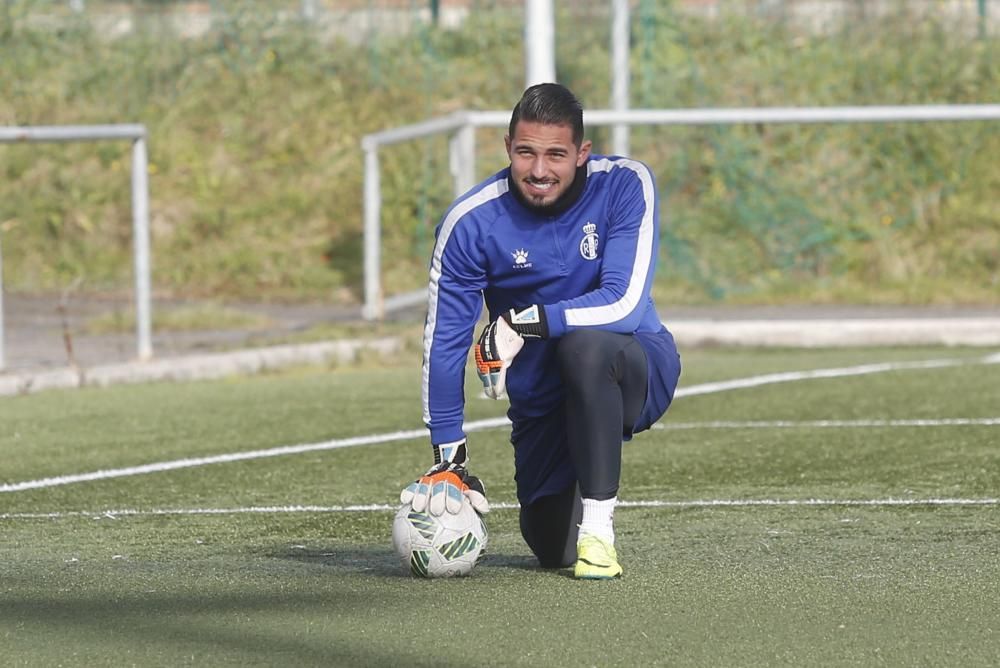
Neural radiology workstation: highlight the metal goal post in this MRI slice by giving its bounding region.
[361,104,1000,321]
[0,124,153,370]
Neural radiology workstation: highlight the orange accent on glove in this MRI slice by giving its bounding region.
[421,470,467,491]
[475,346,504,375]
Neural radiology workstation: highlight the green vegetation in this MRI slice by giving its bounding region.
[2,346,999,665]
[0,1,997,305]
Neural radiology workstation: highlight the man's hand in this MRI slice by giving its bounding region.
[474,316,525,399]
[400,461,489,516]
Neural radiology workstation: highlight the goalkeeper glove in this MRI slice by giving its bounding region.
[399,439,489,516]
[474,306,547,399]
[500,304,549,339]
[474,316,525,400]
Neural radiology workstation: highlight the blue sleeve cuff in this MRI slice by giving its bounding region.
[543,303,565,338]
[430,425,467,447]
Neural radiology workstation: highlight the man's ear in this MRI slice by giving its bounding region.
[504,134,512,158]
[576,139,592,166]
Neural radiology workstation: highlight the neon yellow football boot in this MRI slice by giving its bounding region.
[574,534,623,579]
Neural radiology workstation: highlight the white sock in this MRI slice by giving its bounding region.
[579,496,617,545]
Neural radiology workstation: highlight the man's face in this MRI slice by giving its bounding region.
[505,121,592,208]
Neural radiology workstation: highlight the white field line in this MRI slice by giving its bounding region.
[672,356,972,397]
[2,352,998,494]
[654,418,1000,430]
[1,496,998,521]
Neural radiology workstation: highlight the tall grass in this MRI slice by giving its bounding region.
[0,2,996,305]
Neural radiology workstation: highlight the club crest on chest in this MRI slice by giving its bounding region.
[580,222,599,260]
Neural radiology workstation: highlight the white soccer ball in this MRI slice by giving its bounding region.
[391,499,488,578]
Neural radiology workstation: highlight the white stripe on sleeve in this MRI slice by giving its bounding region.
[422,179,508,425]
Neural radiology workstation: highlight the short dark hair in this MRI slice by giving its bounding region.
[508,83,585,146]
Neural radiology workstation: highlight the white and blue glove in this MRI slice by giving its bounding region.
[474,305,548,400]
[400,439,489,516]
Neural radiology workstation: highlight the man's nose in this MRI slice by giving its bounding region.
[530,157,549,178]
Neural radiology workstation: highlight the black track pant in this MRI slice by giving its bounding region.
[519,329,648,568]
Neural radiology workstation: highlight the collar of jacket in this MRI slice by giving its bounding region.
[507,163,588,217]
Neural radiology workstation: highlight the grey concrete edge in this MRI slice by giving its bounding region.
[0,336,404,397]
[670,317,1000,348]
[3,318,999,398]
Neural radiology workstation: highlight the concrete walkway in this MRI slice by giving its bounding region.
[0,293,401,396]
[1,293,997,396]
[666,304,1000,348]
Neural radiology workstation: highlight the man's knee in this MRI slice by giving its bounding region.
[555,329,619,386]
[519,486,581,568]
[526,535,576,569]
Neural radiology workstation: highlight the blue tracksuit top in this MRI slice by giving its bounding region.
[422,154,679,446]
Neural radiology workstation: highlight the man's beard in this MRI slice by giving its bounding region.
[521,181,559,206]
[511,164,588,216]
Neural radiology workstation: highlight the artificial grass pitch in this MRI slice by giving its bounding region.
[1,346,998,666]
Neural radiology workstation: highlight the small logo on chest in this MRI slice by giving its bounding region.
[579,222,599,260]
[511,248,532,269]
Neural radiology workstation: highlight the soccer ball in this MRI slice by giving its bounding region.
[391,500,488,578]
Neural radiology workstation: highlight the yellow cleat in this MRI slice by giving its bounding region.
[574,535,623,580]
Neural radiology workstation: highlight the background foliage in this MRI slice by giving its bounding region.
[1,0,997,305]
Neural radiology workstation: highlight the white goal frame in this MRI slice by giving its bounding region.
[361,104,1000,321]
[0,124,153,370]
